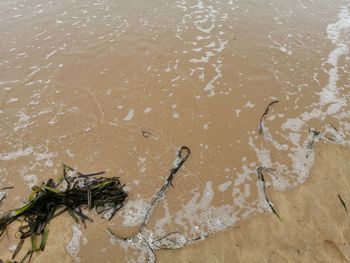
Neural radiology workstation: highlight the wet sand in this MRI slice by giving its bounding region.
[1,143,349,262]
[1,0,350,262]
[158,143,350,263]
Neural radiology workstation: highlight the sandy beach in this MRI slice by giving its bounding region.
[1,0,350,262]
[1,143,349,262]
[158,143,350,263]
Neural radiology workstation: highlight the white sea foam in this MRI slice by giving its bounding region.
[319,7,350,115]
[248,6,350,195]
[154,200,171,236]
[66,225,82,262]
[124,109,135,121]
[138,156,147,174]
[218,181,232,192]
[205,205,237,232]
[0,147,33,161]
[143,107,152,113]
[23,174,38,189]
[14,111,32,132]
[174,181,214,234]
[121,199,149,227]
[6,97,18,103]
[175,0,229,96]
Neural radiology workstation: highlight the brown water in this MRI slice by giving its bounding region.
[1,0,350,262]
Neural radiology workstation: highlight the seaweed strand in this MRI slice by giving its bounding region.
[108,146,191,263]
[258,100,279,135]
[338,194,348,214]
[257,167,282,221]
[141,146,190,230]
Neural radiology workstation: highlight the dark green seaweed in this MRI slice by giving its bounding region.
[0,165,127,262]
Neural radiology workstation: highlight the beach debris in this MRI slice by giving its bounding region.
[324,123,343,142]
[324,134,336,142]
[329,122,338,132]
[0,187,13,207]
[141,130,152,138]
[0,165,128,262]
[306,128,321,150]
[108,146,192,262]
[258,100,279,135]
[256,167,282,221]
[0,193,6,206]
[0,186,14,190]
[338,195,348,214]
[257,100,288,151]
[305,128,324,158]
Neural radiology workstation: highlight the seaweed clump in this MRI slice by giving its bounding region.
[0,165,128,263]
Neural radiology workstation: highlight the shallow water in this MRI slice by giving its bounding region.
[1,0,350,262]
